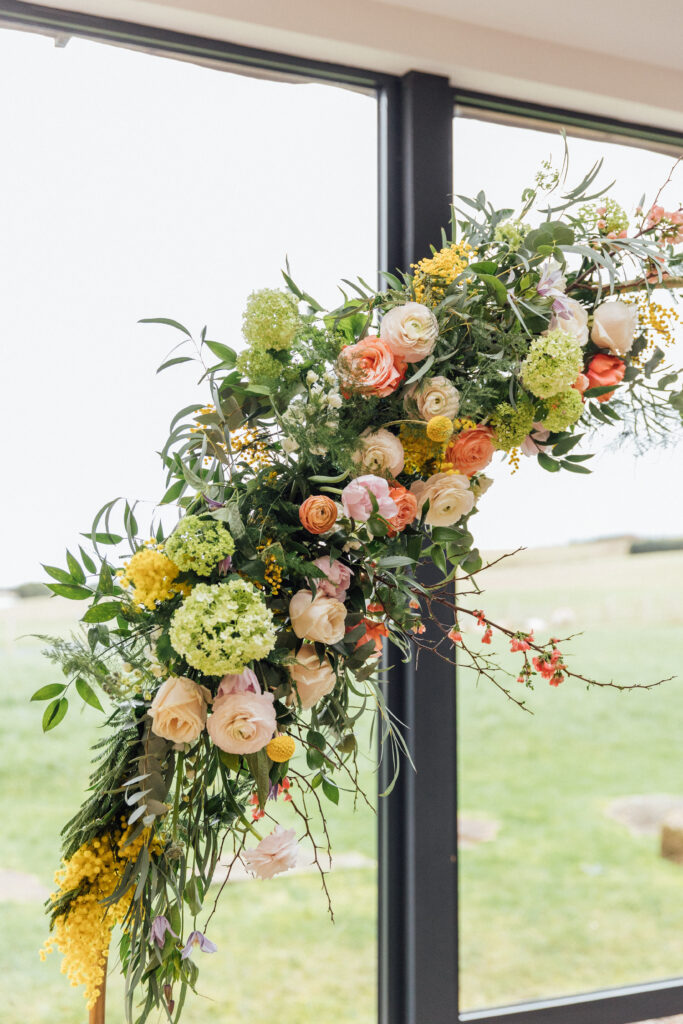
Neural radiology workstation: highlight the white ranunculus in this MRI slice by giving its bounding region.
[591,300,638,356]
[404,375,460,420]
[410,472,475,527]
[549,297,589,345]
[352,427,404,476]
[380,302,438,363]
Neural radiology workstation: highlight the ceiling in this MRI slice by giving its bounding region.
[13,0,683,133]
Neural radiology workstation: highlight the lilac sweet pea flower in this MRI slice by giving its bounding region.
[537,259,572,318]
[181,930,217,960]
[149,915,178,949]
[217,555,232,575]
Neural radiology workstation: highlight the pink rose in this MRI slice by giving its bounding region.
[311,556,353,601]
[340,474,398,522]
[243,825,299,879]
[216,668,260,698]
[521,422,551,457]
[207,690,276,754]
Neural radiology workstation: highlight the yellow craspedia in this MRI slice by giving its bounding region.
[266,735,296,763]
[426,415,453,443]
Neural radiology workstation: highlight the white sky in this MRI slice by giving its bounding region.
[1,27,681,586]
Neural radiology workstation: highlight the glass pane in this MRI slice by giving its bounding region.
[453,117,683,1010]
[0,27,377,1024]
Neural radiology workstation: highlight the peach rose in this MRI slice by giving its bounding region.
[299,494,338,534]
[444,426,496,477]
[243,825,299,879]
[591,300,638,356]
[288,645,337,709]
[585,353,626,402]
[289,589,347,644]
[404,375,460,420]
[216,668,260,698]
[337,336,406,398]
[352,428,405,476]
[207,689,276,754]
[381,302,439,363]
[149,676,211,744]
[387,485,418,535]
[572,373,590,396]
[410,472,475,527]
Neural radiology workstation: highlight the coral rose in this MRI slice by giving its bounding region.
[337,336,406,398]
[352,428,405,477]
[410,472,475,527]
[381,302,438,363]
[340,475,398,522]
[288,645,337,709]
[207,689,276,754]
[149,676,211,744]
[243,825,299,879]
[289,589,347,644]
[591,300,638,356]
[444,426,496,477]
[387,485,418,535]
[585,353,626,402]
[299,494,338,534]
[311,556,353,601]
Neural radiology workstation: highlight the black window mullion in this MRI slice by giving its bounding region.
[377,70,458,1024]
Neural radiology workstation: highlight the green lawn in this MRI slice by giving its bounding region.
[1,542,682,1020]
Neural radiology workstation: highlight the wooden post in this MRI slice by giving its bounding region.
[89,959,106,1024]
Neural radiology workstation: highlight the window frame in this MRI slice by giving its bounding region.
[2,3,683,1021]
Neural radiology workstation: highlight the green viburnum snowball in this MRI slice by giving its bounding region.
[237,346,284,385]
[541,387,584,432]
[242,288,300,351]
[493,220,530,251]
[520,328,584,399]
[169,579,276,676]
[491,394,536,451]
[165,515,235,577]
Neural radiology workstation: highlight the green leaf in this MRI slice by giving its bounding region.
[31,683,66,702]
[66,550,85,584]
[537,452,561,473]
[460,550,483,573]
[430,545,447,575]
[46,583,92,600]
[376,555,415,568]
[468,260,497,274]
[160,479,186,505]
[584,384,619,398]
[82,532,123,545]
[218,751,241,772]
[321,777,340,805]
[42,564,73,585]
[139,317,192,337]
[182,876,204,917]
[156,356,193,374]
[75,677,104,712]
[204,341,237,365]
[551,433,583,457]
[43,697,68,731]
[474,272,508,304]
[79,546,97,574]
[245,749,271,809]
[306,748,325,770]
[560,459,592,474]
[82,602,121,623]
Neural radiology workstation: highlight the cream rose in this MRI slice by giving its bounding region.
[289,589,347,644]
[410,472,475,527]
[352,427,405,476]
[207,689,276,754]
[591,300,638,356]
[149,676,211,744]
[288,646,337,709]
[381,302,438,363]
[549,297,589,345]
[404,375,460,420]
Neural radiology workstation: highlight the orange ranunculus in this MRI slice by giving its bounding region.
[387,485,418,536]
[337,336,407,398]
[299,495,338,534]
[585,353,626,402]
[444,425,496,477]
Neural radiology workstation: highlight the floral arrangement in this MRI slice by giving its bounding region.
[35,155,682,1022]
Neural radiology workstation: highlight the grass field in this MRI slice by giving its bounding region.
[1,541,682,1020]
